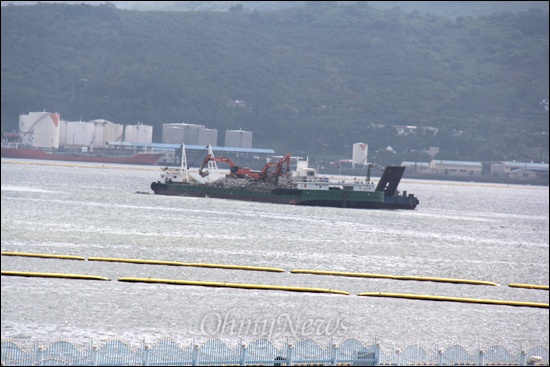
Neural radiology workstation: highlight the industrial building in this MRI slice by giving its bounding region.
[429,160,483,176]
[400,161,431,174]
[400,159,548,181]
[490,161,549,180]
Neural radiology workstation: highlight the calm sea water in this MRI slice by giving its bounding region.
[1,158,548,351]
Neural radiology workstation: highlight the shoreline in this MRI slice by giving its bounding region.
[2,157,548,187]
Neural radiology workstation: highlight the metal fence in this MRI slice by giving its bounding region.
[1,338,548,366]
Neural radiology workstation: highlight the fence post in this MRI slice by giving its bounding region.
[478,349,485,366]
[143,344,151,366]
[91,345,99,366]
[436,348,444,366]
[286,343,294,366]
[394,349,401,366]
[374,341,381,366]
[331,342,338,366]
[192,344,200,366]
[239,343,247,366]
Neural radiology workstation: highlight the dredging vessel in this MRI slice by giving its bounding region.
[149,145,419,209]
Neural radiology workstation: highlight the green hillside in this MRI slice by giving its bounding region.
[4,1,548,17]
[1,2,548,164]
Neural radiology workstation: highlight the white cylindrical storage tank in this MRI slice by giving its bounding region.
[19,112,60,148]
[104,123,124,143]
[225,129,252,148]
[124,124,153,143]
[162,123,204,145]
[162,123,183,144]
[90,119,108,148]
[135,124,153,144]
[66,121,95,147]
[88,119,124,148]
[59,120,68,147]
[352,143,368,168]
[185,124,203,145]
[124,125,138,143]
[198,128,218,146]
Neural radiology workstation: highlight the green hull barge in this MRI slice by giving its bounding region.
[150,145,419,210]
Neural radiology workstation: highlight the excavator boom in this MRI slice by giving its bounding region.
[199,153,263,179]
[199,151,292,180]
[258,153,291,179]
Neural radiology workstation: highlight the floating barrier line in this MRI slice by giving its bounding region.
[291,269,499,286]
[393,275,499,286]
[358,292,549,308]
[1,271,110,281]
[1,252,85,261]
[182,263,285,272]
[88,257,285,272]
[88,257,185,266]
[292,269,395,279]
[509,283,549,290]
[118,277,349,295]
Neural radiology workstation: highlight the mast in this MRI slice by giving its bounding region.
[206,144,220,176]
[180,143,189,183]
[366,163,372,183]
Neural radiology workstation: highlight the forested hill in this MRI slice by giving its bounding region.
[2,1,549,18]
[1,2,548,164]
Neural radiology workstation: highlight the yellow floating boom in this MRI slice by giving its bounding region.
[292,269,395,279]
[1,271,110,281]
[1,252,85,261]
[358,292,548,309]
[291,269,499,286]
[89,257,285,272]
[393,275,499,286]
[509,283,549,290]
[88,257,185,266]
[182,263,285,272]
[118,277,348,295]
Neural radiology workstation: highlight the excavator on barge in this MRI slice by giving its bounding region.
[198,152,291,180]
[152,144,419,209]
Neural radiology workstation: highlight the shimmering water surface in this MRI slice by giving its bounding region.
[1,159,548,350]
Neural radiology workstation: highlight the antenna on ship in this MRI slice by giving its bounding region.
[366,163,372,183]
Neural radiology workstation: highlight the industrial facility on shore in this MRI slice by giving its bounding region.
[2,111,548,183]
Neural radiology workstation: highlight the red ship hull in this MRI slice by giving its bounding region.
[1,147,162,165]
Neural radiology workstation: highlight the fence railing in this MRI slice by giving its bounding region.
[1,338,548,366]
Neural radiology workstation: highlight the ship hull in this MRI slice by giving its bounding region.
[380,194,420,209]
[1,147,162,165]
[150,181,386,209]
